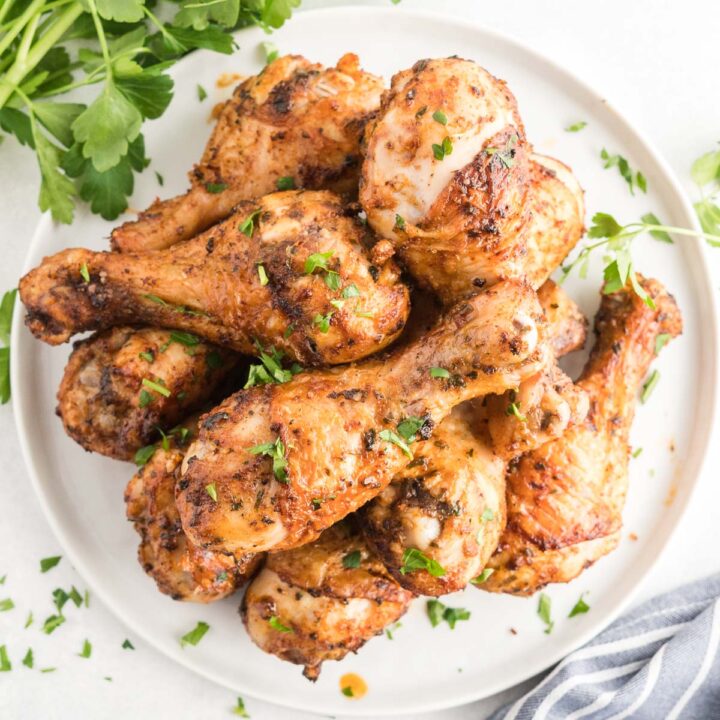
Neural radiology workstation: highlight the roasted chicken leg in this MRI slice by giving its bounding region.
[483,276,682,595]
[112,54,384,253]
[242,520,413,680]
[176,280,546,556]
[125,417,261,602]
[57,327,238,460]
[19,191,410,364]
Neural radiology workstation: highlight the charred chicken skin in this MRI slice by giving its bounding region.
[112,54,384,253]
[125,419,261,602]
[57,327,238,460]
[19,191,410,365]
[176,280,546,556]
[242,521,413,680]
[483,277,682,595]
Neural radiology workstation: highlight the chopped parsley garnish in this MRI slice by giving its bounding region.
[24,612,33,629]
[78,639,92,659]
[325,271,342,291]
[197,84,207,102]
[385,621,402,640]
[169,331,200,347]
[207,351,223,370]
[0,645,10,672]
[430,367,450,379]
[180,621,210,647]
[304,251,334,274]
[22,648,33,668]
[601,148,646,194]
[378,429,413,459]
[565,121,587,132]
[0,575,4,584]
[432,109,448,125]
[481,508,495,522]
[79,263,90,283]
[342,687,354,697]
[395,214,406,230]
[233,696,250,717]
[396,416,426,443]
[506,401,527,422]
[355,310,374,319]
[538,592,554,634]
[239,209,262,237]
[342,284,360,299]
[0,599,14,612]
[427,600,471,629]
[40,556,61,573]
[268,616,293,633]
[205,483,218,502]
[0,288,15,404]
[569,594,590,618]
[654,333,671,354]
[244,343,301,388]
[205,182,227,194]
[432,136,453,161]
[415,105,428,118]
[641,370,660,404]
[485,135,517,168]
[138,390,153,408]
[632,447,643,459]
[142,377,171,398]
[400,548,445,577]
[155,171,164,186]
[41,614,65,635]
[122,639,135,650]
[342,551,361,569]
[256,263,269,286]
[276,176,295,191]
[247,437,288,483]
[470,568,495,585]
[40,668,56,673]
[138,350,154,363]
[313,312,333,333]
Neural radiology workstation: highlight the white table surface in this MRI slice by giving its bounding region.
[1,0,718,718]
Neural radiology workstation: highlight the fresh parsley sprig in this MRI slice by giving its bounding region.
[692,146,720,237]
[560,211,720,307]
[0,0,300,223]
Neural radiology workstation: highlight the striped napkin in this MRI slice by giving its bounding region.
[489,573,720,720]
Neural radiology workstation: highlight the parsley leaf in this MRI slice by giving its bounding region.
[40,556,62,573]
[400,548,445,577]
[378,428,413,459]
[470,568,495,585]
[247,437,288,483]
[537,593,554,634]
[78,639,92,659]
[654,333,671,354]
[0,645,10,672]
[342,551,361,569]
[640,370,660,403]
[565,121,587,132]
[122,639,135,650]
[268,616,293,633]
[233,696,250,717]
[430,367,450,379]
[568,594,590,618]
[276,176,295,190]
[600,148,646,195]
[426,600,471,629]
[313,312,333,333]
[180,621,210,647]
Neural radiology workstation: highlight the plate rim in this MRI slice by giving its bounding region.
[11,5,720,716]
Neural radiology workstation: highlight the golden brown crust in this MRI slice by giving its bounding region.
[125,425,261,602]
[483,276,683,595]
[57,327,238,460]
[241,523,412,679]
[111,54,384,253]
[176,280,545,556]
[20,191,410,365]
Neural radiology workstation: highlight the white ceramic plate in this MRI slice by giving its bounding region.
[12,6,719,717]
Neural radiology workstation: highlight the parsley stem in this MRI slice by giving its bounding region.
[86,0,111,72]
[633,223,720,247]
[0,0,45,59]
[0,2,83,109]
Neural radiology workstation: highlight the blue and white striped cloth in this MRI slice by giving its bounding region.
[490,574,720,720]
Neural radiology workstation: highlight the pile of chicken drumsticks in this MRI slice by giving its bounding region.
[18,54,682,680]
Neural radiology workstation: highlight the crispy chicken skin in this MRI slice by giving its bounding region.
[362,403,505,596]
[176,280,546,556]
[112,54,384,253]
[537,278,588,358]
[242,521,413,680]
[360,57,532,300]
[125,420,261,602]
[19,191,410,364]
[57,327,238,460]
[483,277,682,595]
